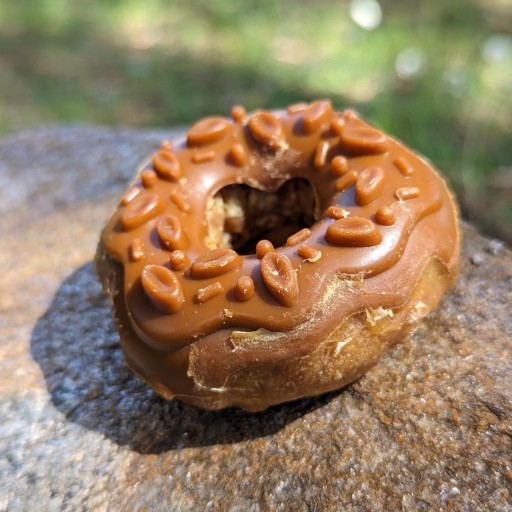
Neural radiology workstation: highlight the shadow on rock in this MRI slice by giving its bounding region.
[31,262,335,454]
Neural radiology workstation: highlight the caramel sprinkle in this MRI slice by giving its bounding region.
[129,239,145,261]
[286,228,311,247]
[325,217,382,247]
[157,214,189,251]
[355,167,385,206]
[121,193,163,231]
[141,265,185,314]
[194,281,224,304]
[170,190,191,213]
[375,206,395,226]
[302,100,333,135]
[335,170,358,192]
[190,248,242,279]
[231,105,246,123]
[187,117,231,147]
[256,239,275,259]
[248,112,283,149]
[141,169,157,188]
[169,250,190,271]
[297,244,322,263]
[192,149,215,164]
[228,143,247,167]
[314,140,330,170]
[341,126,389,154]
[260,252,299,307]
[396,187,420,201]
[331,155,349,177]
[160,139,172,151]
[153,150,182,181]
[325,206,350,219]
[394,156,415,177]
[121,186,140,206]
[235,275,255,302]
[343,109,358,121]
[329,116,345,136]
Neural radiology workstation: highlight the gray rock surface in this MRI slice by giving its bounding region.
[1,126,511,512]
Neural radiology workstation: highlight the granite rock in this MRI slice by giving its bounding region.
[1,126,511,512]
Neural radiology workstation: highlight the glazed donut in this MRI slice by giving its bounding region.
[96,100,460,411]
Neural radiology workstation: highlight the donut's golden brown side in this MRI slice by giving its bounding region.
[96,101,460,411]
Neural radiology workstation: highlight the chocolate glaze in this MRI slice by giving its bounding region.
[99,101,460,378]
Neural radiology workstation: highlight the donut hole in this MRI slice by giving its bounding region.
[206,178,316,255]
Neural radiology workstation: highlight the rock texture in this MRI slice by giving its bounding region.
[1,126,511,512]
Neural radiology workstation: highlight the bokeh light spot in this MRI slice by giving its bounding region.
[394,47,426,80]
[349,0,383,31]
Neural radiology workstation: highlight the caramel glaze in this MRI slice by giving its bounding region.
[99,100,460,395]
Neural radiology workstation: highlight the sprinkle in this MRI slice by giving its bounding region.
[314,140,330,170]
[141,169,157,188]
[231,105,247,123]
[170,190,192,213]
[331,155,349,177]
[228,143,247,167]
[194,281,224,304]
[325,206,350,219]
[394,156,415,177]
[335,170,358,192]
[235,275,255,302]
[375,206,395,226]
[395,186,420,201]
[287,228,311,246]
[191,149,215,163]
[256,239,275,259]
[169,250,190,271]
[129,239,145,261]
[121,187,140,206]
[297,244,322,263]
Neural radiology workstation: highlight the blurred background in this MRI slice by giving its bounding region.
[1,0,511,242]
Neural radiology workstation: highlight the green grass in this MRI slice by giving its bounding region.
[0,0,511,241]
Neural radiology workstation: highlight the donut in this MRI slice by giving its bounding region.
[96,100,460,411]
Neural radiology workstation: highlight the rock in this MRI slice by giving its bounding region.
[1,126,511,512]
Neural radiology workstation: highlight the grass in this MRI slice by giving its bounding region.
[0,0,511,241]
